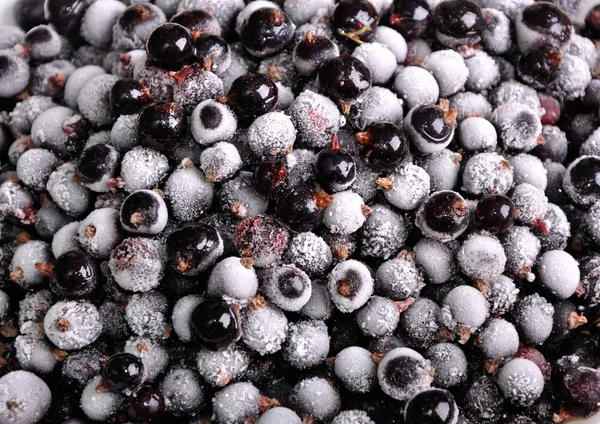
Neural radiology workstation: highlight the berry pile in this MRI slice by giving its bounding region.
[1,0,600,423]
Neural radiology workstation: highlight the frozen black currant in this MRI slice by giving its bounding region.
[316,134,356,193]
[293,31,339,76]
[194,34,230,75]
[240,8,295,58]
[564,155,600,206]
[170,9,221,37]
[356,122,409,172]
[558,366,600,418]
[138,102,187,152]
[110,78,152,116]
[104,353,145,394]
[404,389,459,424]
[586,5,600,40]
[405,102,457,154]
[126,384,165,423]
[51,249,98,298]
[166,223,223,276]
[319,55,372,110]
[14,0,47,31]
[120,190,168,235]
[227,72,278,120]
[276,185,332,232]
[516,2,573,52]
[517,45,563,89]
[332,0,379,44]
[76,143,120,193]
[433,0,484,48]
[191,298,240,351]
[416,191,469,242]
[44,0,91,37]
[146,23,194,71]
[253,159,288,198]
[474,194,517,233]
[389,0,430,40]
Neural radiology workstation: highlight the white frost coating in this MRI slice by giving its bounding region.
[501,226,541,279]
[352,87,403,130]
[459,117,497,152]
[242,301,288,355]
[80,376,124,422]
[178,0,244,33]
[125,291,169,339]
[351,43,397,85]
[405,38,432,65]
[284,0,333,25]
[289,90,345,149]
[383,164,430,211]
[77,74,120,127]
[247,112,296,158]
[375,256,424,300]
[492,103,542,152]
[324,191,366,235]
[283,320,330,369]
[570,33,598,71]
[356,296,400,337]
[450,91,493,122]
[550,53,592,101]
[165,161,214,222]
[200,142,242,183]
[479,318,519,360]
[329,260,374,312]
[110,114,139,152]
[292,377,341,421]
[108,237,165,292]
[394,66,439,111]
[458,234,506,281]
[275,83,295,110]
[509,154,547,191]
[414,238,455,285]
[9,240,52,290]
[421,50,469,97]
[300,280,334,320]
[78,208,121,259]
[482,274,519,316]
[208,257,259,303]
[581,128,600,156]
[423,149,462,192]
[124,337,169,381]
[515,4,568,52]
[80,0,126,48]
[377,348,433,401]
[513,293,554,345]
[334,346,377,393]
[425,343,468,388]
[359,203,407,259]
[236,1,280,34]
[0,371,51,424]
[536,250,580,299]
[464,50,500,92]
[47,163,91,217]
[172,295,203,342]
[31,106,74,150]
[120,146,170,193]
[160,368,204,416]
[498,358,544,406]
[462,152,513,196]
[219,171,268,218]
[442,285,489,333]
[264,265,312,311]
[481,9,511,54]
[212,382,260,424]
[488,0,533,20]
[196,345,249,387]
[285,232,332,277]
[15,336,57,375]
[63,66,106,109]
[257,407,302,424]
[16,149,58,191]
[332,410,375,424]
[44,301,102,350]
[372,26,407,63]
[511,183,548,225]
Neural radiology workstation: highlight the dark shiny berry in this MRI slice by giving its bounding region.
[104,353,145,393]
[227,72,278,119]
[404,389,458,424]
[51,250,98,298]
[389,0,431,40]
[240,8,295,58]
[332,0,379,44]
[570,156,600,197]
[194,34,230,73]
[14,0,47,31]
[76,143,118,185]
[120,190,164,233]
[586,5,600,40]
[356,122,409,172]
[170,9,220,37]
[118,3,160,33]
[319,55,372,104]
[521,2,572,48]
[276,185,332,232]
[433,0,484,43]
[253,159,288,198]
[421,191,469,234]
[277,267,309,299]
[191,298,240,351]
[166,223,223,276]
[146,23,194,71]
[410,104,454,145]
[316,134,356,192]
[43,0,90,37]
[475,194,516,232]
[517,45,562,88]
[293,31,338,76]
[559,367,600,418]
[110,79,152,116]
[137,102,187,152]
[126,384,165,423]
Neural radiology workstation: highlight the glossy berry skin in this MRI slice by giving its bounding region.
[126,384,165,423]
[110,79,152,116]
[315,137,356,193]
[276,185,330,232]
[517,45,562,88]
[389,0,431,40]
[475,194,516,233]
[170,9,220,37]
[356,122,409,172]
[404,389,458,424]
[104,353,145,393]
[227,72,278,120]
[318,56,372,103]
[137,102,187,152]
[194,34,229,73]
[569,157,600,198]
[411,105,453,145]
[586,5,600,40]
[240,8,295,58]
[51,250,98,298]
[44,0,91,37]
[520,2,572,48]
[166,223,222,276]
[433,0,484,45]
[191,298,240,351]
[146,23,194,71]
[253,159,288,198]
[76,143,117,185]
[332,0,379,44]
[418,191,469,240]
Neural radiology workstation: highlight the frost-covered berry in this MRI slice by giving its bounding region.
[124,337,169,382]
[416,191,469,242]
[15,335,57,375]
[399,298,441,350]
[0,371,52,424]
[31,106,88,158]
[208,257,258,304]
[351,42,396,85]
[563,155,600,207]
[359,204,407,259]
[378,347,433,401]
[300,279,334,320]
[258,407,302,424]
[284,232,332,277]
[263,265,312,311]
[219,171,268,218]
[46,163,91,218]
[80,0,126,48]
[77,143,120,193]
[35,201,73,240]
[405,103,456,154]
[212,382,260,424]
[498,358,544,407]
[242,297,288,355]
[113,3,167,51]
[293,31,339,76]
[352,87,404,131]
[450,92,493,122]
[479,274,519,316]
[323,191,368,235]
[165,159,214,223]
[200,142,242,182]
[550,53,592,101]
[459,117,497,152]
[120,190,168,235]
[481,8,511,54]
[80,375,124,422]
[334,346,377,393]
[457,234,506,281]
[44,300,102,350]
[289,90,345,149]
[492,103,542,152]
[379,164,430,211]
[109,237,164,293]
[512,294,554,345]
[125,291,169,339]
[332,410,375,424]
[160,367,205,416]
[413,238,455,285]
[248,112,296,158]
[393,66,439,111]
[9,96,57,137]
[462,152,513,197]
[425,343,467,388]
[61,348,106,388]
[292,377,341,422]
[441,285,489,341]
[356,296,400,337]
[120,146,170,193]
[375,253,424,301]
[0,181,35,225]
[196,344,249,387]
[77,74,120,127]
[63,66,106,110]
[501,225,541,280]
[421,50,468,97]
[190,99,237,146]
[544,162,567,204]
[171,295,203,342]
[328,259,374,312]
[534,125,568,163]
[464,50,500,93]
[283,320,329,369]
[536,250,580,299]
[78,208,122,259]
[16,149,58,191]
[9,240,52,290]
[462,375,503,422]
[479,318,519,361]
[422,149,462,192]
[509,154,547,191]
[511,183,548,226]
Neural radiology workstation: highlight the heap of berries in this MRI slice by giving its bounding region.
[1,0,600,423]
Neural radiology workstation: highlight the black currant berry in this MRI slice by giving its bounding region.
[166,223,223,276]
[404,389,459,424]
[558,367,600,418]
[568,156,600,197]
[293,31,339,76]
[517,45,562,88]
[240,8,295,58]
[44,0,90,37]
[126,384,165,423]
[76,143,120,188]
[146,23,194,71]
[416,191,469,241]
[137,102,187,152]
[51,250,98,298]
[409,104,455,146]
[356,122,409,172]
[120,189,167,235]
[191,298,240,351]
[474,194,516,233]
[194,34,230,74]
[433,0,484,46]
[104,353,145,393]
[253,159,288,198]
[389,0,431,40]
[332,0,379,44]
[170,9,220,37]
[315,134,356,193]
[227,72,278,119]
[586,5,600,40]
[520,2,572,49]
[110,79,152,116]
[14,0,47,31]
[318,55,371,106]
[276,185,333,232]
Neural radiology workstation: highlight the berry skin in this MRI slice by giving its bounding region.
[517,45,563,89]
[240,8,295,58]
[404,389,459,424]
[293,31,339,76]
[316,135,356,193]
[563,155,600,206]
[263,265,312,312]
[44,0,92,37]
[146,23,194,71]
[433,0,484,48]
[170,9,221,37]
[191,298,241,351]
[194,34,231,75]
[254,159,288,198]
[559,366,600,418]
[166,223,223,277]
[586,5,600,40]
[137,102,187,152]
[126,384,165,423]
[276,185,332,232]
[76,143,120,193]
[51,250,98,299]
[516,2,573,52]
[120,190,168,236]
[389,0,430,40]
[377,347,434,401]
[356,122,409,172]
[475,194,516,233]
[405,103,456,154]
[110,79,152,116]
[104,353,145,394]
[227,72,278,120]
[332,0,379,44]
[416,191,469,242]
[319,56,372,106]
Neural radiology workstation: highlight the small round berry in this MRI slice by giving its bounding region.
[0,371,52,424]
[276,185,330,232]
[110,78,152,116]
[289,90,345,149]
[263,265,312,312]
[441,285,489,341]
[208,256,258,304]
[240,8,295,58]
[558,366,600,418]
[316,135,356,193]
[227,72,278,120]
[479,318,519,361]
[293,31,339,76]
[126,384,165,423]
[258,407,302,424]
[332,0,378,44]
[481,8,511,55]
[413,238,455,285]
[283,320,330,369]
[247,111,296,158]
[425,343,468,388]
[194,34,231,75]
[359,203,408,260]
[416,191,469,242]
[334,346,377,393]
[0,50,31,98]
[242,297,288,355]
[356,296,400,337]
[44,300,102,351]
[234,215,289,268]
[292,377,341,421]
[51,250,98,298]
[501,225,541,280]
[563,155,600,206]
[433,0,484,48]
[160,367,205,416]
[457,233,506,281]
[138,102,187,152]
[76,143,120,193]
[146,23,194,71]
[498,358,544,407]
[109,237,164,293]
[512,293,554,345]
[379,164,431,211]
[121,146,170,193]
[254,159,288,198]
[404,389,459,424]
[536,250,580,299]
[375,254,424,301]
[319,55,372,105]
[104,353,145,394]
[515,2,572,53]
[356,122,409,172]
[377,347,433,401]
[475,194,516,233]
[405,103,456,154]
[462,152,514,197]
[328,259,374,313]
[191,298,241,351]
[351,42,397,86]
[166,223,223,276]
[398,299,441,350]
[517,45,563,89]
[120,190,168,235]
[421,50,468,97]
[389,0,430,40]
[165,159,214,222]
[393,66,439,111]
